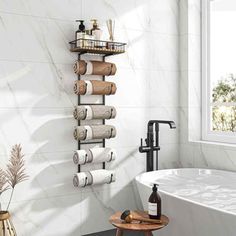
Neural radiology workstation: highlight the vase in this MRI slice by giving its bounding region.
[0,211,16,236]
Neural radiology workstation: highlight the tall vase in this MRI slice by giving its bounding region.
[0,211,16,236]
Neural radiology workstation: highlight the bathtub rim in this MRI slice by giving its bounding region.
[135,167,236,217]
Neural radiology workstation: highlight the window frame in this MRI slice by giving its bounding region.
[201,0,236,144]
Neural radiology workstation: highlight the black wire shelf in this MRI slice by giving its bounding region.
[69,38,126,55]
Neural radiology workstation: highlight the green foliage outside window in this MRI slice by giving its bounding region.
[212,74,236,132]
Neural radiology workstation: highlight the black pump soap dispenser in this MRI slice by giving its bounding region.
[75,20,85,47]
[148,184,161,219]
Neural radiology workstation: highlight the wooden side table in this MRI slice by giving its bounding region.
[109,211,169,236]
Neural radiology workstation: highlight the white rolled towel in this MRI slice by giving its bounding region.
[73,148,116,165]
[73,150,93,165]
[73,169,116,187]
[90,148,116,163]
[73,171,92,187]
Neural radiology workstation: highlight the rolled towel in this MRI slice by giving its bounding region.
[73,60,117,76]
[73,105,117,120]
[73,148,116,165]
[90,147,116,163]
[73,169,116,187]
[74,80,117,95]
[73,171,92,187]
[73,125,116,140]
[73,149,93,165]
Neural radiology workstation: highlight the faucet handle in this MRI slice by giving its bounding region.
[139,138,145,153]
[139,138,151,153]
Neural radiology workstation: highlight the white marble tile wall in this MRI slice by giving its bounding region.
[179,0,236,171]
[0,0,180,235]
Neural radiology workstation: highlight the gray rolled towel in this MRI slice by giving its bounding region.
[73,125,116,140]
[73,105,117,120]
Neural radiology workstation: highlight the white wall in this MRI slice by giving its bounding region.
[179,0,236,171]
[0,0,179,235]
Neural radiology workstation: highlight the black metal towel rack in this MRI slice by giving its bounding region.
[69,38,126,175]
[77,53,109,173]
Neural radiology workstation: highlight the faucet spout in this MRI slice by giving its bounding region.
[148,120,176,130]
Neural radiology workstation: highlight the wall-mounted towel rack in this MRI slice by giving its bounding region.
[76,53,108,173]
[69,38,126,186]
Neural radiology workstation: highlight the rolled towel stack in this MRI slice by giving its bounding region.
[73,105,117,120]
[74,80,117,95]
[73,148,116,165]
[73,169,116,187]
[73,125,116,140]
[73,60,117,76]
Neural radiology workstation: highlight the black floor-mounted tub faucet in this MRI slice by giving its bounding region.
[139,120,176,172]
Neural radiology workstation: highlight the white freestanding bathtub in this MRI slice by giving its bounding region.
[135,168,236,236]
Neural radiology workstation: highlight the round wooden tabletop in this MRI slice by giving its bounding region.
[109,211,169,232]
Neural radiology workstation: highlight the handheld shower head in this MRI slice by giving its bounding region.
[120,210,162,224]
[120,210,132,223]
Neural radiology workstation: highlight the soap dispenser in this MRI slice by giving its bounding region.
[91,19,102,41]
[148,184,161,219]
[75,20,86,47]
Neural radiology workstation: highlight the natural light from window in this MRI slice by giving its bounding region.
[202,0,236,144]
[210,0,236,133]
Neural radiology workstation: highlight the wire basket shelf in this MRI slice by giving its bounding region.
[69,38,126,55]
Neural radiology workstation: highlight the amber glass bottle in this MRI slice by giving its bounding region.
[148,184,161,219]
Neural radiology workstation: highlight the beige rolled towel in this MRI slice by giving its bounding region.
[73,125,116,140]
[73,60,117,76]
[73,105,117,120]
[74,80,117,95]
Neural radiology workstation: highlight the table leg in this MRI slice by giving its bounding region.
[116,229,123,236]
[144,231,153,236]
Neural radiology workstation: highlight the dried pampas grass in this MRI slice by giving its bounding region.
[0,168,9,195]
[6,144,28,188]
[0,144,28,210]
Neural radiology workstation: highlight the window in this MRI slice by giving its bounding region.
[202,0,236,144]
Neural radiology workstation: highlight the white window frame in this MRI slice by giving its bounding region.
[201,0,236,144]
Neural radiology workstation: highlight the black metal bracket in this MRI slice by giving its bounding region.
[108,173,114,184]
[84,177,88,187]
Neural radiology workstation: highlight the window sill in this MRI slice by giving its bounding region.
[188,140,236,150]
